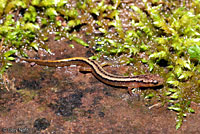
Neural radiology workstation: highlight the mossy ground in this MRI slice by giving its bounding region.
[0,0,200,130]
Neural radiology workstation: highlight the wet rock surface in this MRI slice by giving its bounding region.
[0,38,199,134]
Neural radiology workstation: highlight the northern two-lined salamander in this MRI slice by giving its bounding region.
[21,57,164,95]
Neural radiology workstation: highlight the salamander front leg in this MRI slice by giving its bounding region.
[128,87,133,96]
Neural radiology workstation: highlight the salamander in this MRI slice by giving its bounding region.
[20,57,164,95]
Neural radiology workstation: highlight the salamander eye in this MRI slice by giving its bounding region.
[153,80,158,84]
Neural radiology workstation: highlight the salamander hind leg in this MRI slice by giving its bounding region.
[79,66,92,72]
[100,61,112,67]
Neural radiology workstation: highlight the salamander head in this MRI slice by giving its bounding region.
[136,74,164,87]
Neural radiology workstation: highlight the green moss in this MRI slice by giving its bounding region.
[0,0,7,16]
[45,8,58,19]
[4,0,27,14]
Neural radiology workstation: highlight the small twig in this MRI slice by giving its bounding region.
[2,73,10,91]
[0,37,4,52]
[148,102,162,109]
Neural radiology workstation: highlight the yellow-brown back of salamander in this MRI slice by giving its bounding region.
[20,57,164,95]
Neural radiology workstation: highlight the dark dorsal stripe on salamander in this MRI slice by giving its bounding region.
[24,57,159,84]
[88,59,158,84]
